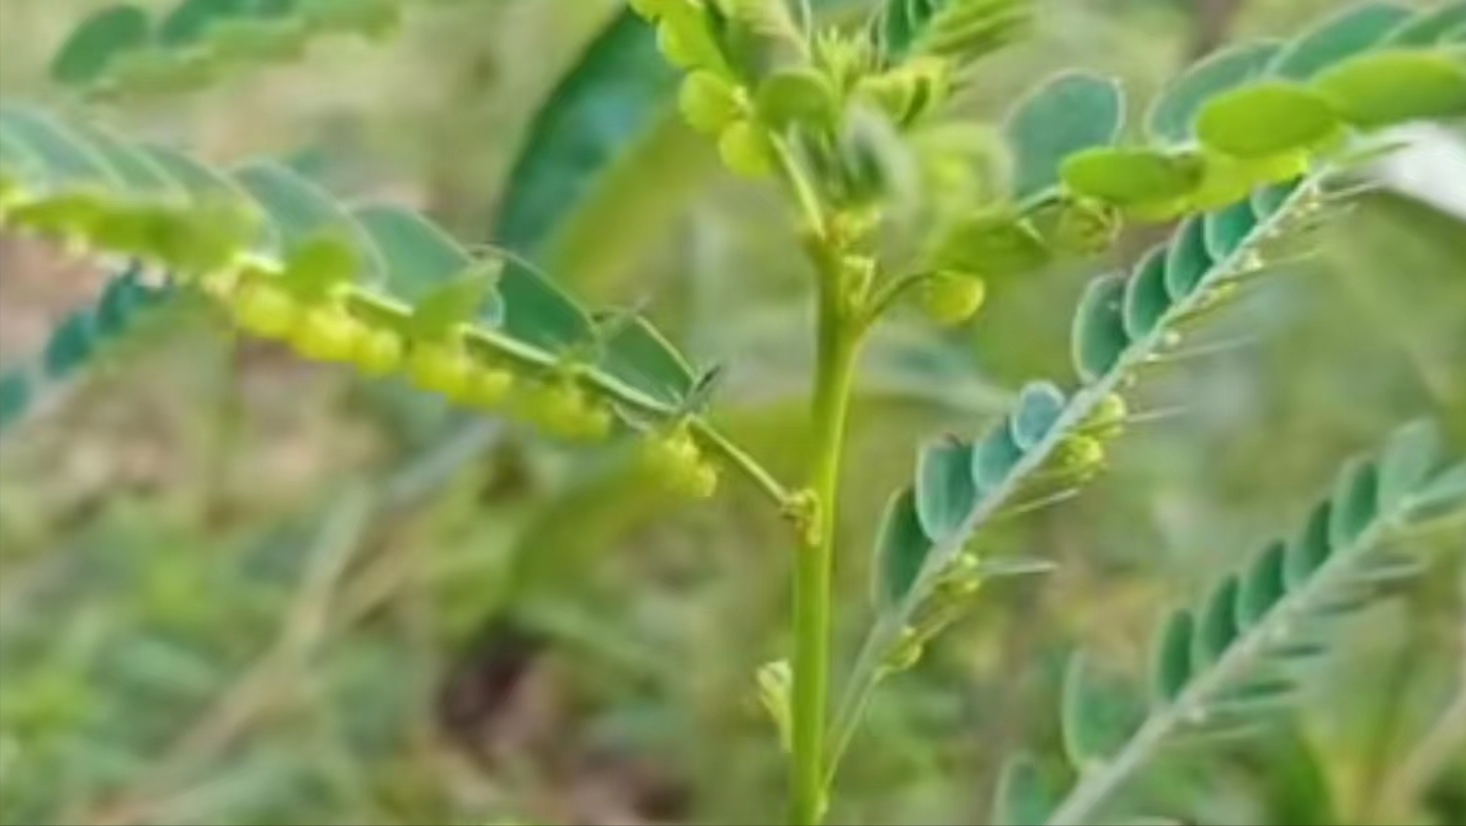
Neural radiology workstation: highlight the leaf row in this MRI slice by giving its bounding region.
[50,0,406,97]
[827,169,1338,772]
[927,1,1466,280]
[995,419,1466,826]
[0,104,706,437]
[0,265,170,434]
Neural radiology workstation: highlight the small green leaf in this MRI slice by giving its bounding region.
[1061,652,1145,769]
[1122,245,1171,339]
[1408,463,1466,521]
[933,209,1049,277]
[1009,381,1066,451]
[0,106,120,190]
[1386,2,1466,45]
[1196,83,1338,159]
[408,270,501,341]
[916,436,980,541]
[1285,501,1334,589]
[159,0,252,48]
[496,261,598,354]
[50,5,151,87]
[1153,609,1196,703]
[353,204,492,309]
[595,314,697,406]
[1237,541,1287,627]
[875,486,934,607]
[1071,272,1131,383]
[1250,177,1304,221]
[1312,50,1466,128]
[1328,459,1380,547]
[879,0,1032,66]
[1164,215,1214,301]
[44,311,98,379]
[280,233,362,300]
[1147,40,1282,144]
[972,421,1025,489]
[992,754,1059,826]
[493,11,677,255]
[1270,2,1413,81]
[0,370,31,430]
[1006,72,1125,202]
[233,162,375,272]
[1193,576,1242,667]
[1060,148,1204,209]
[65,120,180,200]
[1377,419,1445,512]
[914,437,985,545]
[1203,198,1257,261]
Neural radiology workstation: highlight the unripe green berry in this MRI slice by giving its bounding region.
[292,306,366,362]
[920,272,987,326]
[718,121,776,178]
[680,71,743,134]
[408,343,473,398]
[464,367,515,410]
[233,281,299,339]
[1242,150,1310,186]
[353,327,405,376]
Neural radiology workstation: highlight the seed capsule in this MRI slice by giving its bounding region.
[920,272,987,326]
[233,281,299,339]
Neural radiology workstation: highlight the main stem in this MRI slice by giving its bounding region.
[790,273,860,825]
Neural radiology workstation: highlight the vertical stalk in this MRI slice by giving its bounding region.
[790,274,861,825]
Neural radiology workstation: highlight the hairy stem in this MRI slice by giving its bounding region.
[791,273,861,825]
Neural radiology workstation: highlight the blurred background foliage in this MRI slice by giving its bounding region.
[0,0,1463,824]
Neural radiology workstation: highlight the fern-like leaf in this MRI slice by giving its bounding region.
[1041,420,1464,825]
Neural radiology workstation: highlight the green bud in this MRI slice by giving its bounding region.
[680,70,744,134]
[883,627,925,673]
[1085,393,1128,440]
[755,67,839,132]
[1124,196,1189,223]
[920,272,987,326]
[1057,435,1106,476]
[718,121,776,178]
[233,280,299,339]
[462,367,514,409]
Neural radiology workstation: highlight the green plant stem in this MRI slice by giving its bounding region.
[790,276,861,826]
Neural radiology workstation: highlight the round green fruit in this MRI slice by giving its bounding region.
[464,367,515,410]
[292,306,366,362]
[920,272,987,326]
[352,328,405,376]
[233,281,299,339]
[407,343,473,398]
